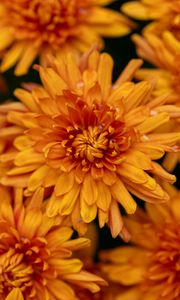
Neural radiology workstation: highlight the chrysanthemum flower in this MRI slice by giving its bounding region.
[0,0,134,76]
[131,31,180,172]
[121,0,180,36]
[100,184,180,300]
[1,50,180,238]
[0,184,106,300]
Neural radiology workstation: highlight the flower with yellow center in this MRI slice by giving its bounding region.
[100,184,180,300]
[121,0,180,36]
[0,184,106,300]
[0,0,134,75]
[1,50,180,239]
[130,31,180,172]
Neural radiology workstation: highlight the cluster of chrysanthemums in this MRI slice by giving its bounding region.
[0,0,180,299]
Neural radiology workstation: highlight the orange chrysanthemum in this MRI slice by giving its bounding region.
[0,0,134,75]
[1,51,180,238]
[121,0,180,36]
[100,184,180,300]
[0,184,106,300]
[130,31,180,171]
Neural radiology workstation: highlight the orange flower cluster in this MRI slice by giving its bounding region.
[0,1,180,299]
[0,51,180,240]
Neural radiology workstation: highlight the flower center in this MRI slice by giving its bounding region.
[64,119,134,167]
[71,126,109,162]
[40,100,137,170]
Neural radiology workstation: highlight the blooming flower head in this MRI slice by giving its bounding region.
[0,184,106,300]
[131,31,180,172]
[100,184,180,300]
[0,0,134,76]
[121,0,180,36]
[1,50,180,239]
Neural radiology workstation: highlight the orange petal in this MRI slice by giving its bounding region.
[0,27,14,51]
[80,199,97,223]
[0,42,24,72]
[109,200,123,238]
[15,45,38,76]
[98,208,108,228]
[14,88,41,113]
[97,52,113,100]
[28,165,49,191]
[46,226,73,247]
[5,288,24,300]
[15,148,45,166]
[48,258,83,274]
[117,162,148,184]
[39,67,67,97]
[58,183,80,215]
[46,193,60,217]
[47,279,75,300]
[96,181,112,211]
[150,162,176,183]
[20,209,42,239]
[125,149,152,170]
[80,174,98,205]
[136,112,169,134]
[111,179,137,214]
[115,59,143,85]
[122,1,149,20]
